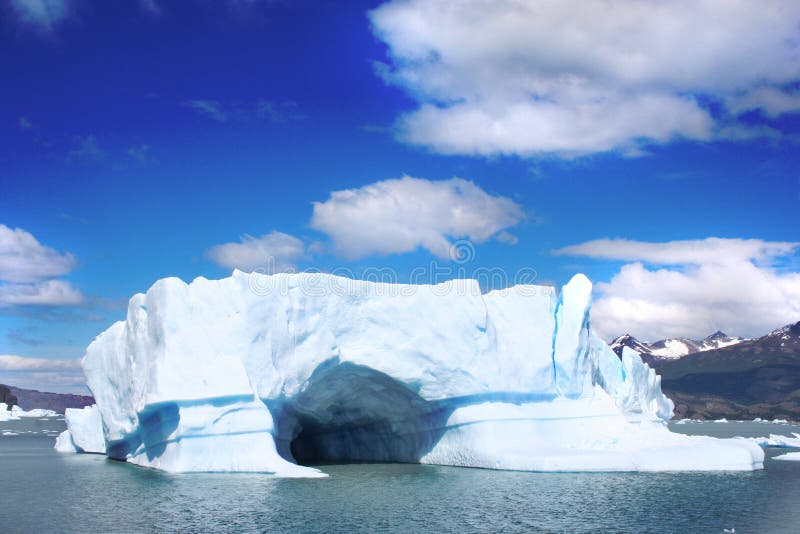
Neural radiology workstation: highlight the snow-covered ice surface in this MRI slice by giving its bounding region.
[62,272,764,474]
[0,403,58,421]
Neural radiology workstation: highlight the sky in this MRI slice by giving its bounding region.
[1,0,799,393]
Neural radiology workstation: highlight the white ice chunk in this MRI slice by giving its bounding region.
[64,405,106,454]
[737,433,800,448]
[54,430,78,453]
[774,452,800,461]
[1,403,58,420]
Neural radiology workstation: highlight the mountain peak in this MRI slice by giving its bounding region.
[609,333,651,357]
[704,330,729,341]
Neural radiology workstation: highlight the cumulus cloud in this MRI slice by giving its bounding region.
[728,87,800,118]
[556,238,800,340]
[310,176,524,259]
[369,0,800,157]
[0,224,83,307]
[0,224,76,283]
[205,231,305,273]
[9,0,71,32]
[0,355,86,394]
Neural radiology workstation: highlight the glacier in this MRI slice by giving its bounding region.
[59,271,763,475]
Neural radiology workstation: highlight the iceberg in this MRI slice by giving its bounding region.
[0,403,58,421]
[774,452,800,461]
[54,405,106,454]
[737,433,800,448]
[60,271,763,474]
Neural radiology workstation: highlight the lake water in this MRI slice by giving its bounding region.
[2,417,800,533]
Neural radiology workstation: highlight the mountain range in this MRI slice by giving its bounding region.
[611,321,800,420]
[610,331,745,361]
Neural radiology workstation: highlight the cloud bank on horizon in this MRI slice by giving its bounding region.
[556,238,800,341]
[370,0,800,157]
[0,354,84,393]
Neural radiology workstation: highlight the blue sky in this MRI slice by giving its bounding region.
[1,0,799,392]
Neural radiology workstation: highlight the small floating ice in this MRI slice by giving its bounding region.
[0,403,58,421]
[773,452,800,461]
[736,433,800,448]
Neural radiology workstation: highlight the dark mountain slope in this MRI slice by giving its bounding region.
[5,385,94,414]
[1,384,17,409]
[651,322,800,420]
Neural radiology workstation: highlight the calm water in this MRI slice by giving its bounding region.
[2,418,800,533]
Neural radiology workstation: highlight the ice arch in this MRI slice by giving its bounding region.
[61,271,764,474]
[272,362,448,464]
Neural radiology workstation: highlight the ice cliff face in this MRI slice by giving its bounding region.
[61,271,763,474]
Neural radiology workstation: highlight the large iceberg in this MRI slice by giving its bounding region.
[61,271,763,475]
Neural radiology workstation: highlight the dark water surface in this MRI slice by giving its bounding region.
[2,418,800,533]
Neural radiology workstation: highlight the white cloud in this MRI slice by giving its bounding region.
[556,238,800,340]
[0,280,83,307]
[0,225,83,307]
[728,87,800,117]
[554,238,799,266]
[205,231,305,273]
[369,0,800,157]
[10,0,71,32]
[0,355,86,394]
[310,176,524,259]
[0,224,76,283]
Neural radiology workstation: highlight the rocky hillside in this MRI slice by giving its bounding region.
[4,385,93,414]
[0,384,17,409]
[649,321,800,420]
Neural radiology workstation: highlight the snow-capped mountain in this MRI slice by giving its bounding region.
[609,334,654,357]
[699,331,747,351]
[610,331,746,360]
